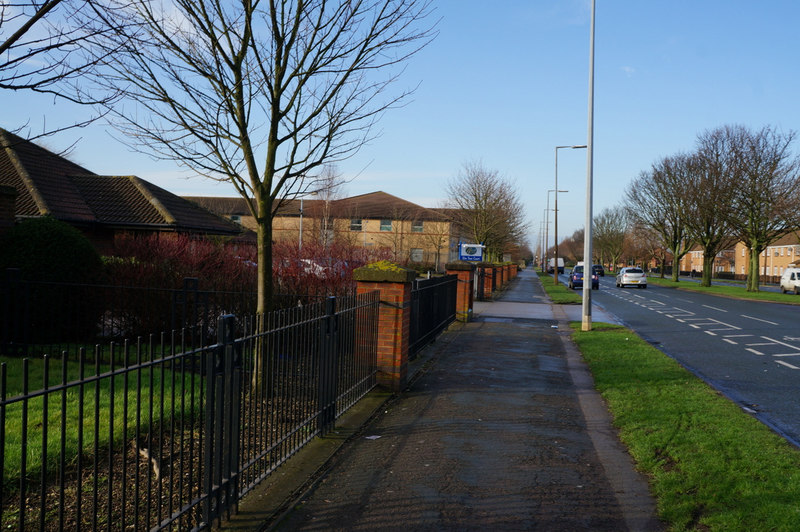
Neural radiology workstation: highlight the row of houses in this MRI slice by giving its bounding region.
[0,129,477,267]
[677,235,800,280]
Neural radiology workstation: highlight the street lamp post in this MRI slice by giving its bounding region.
[554,145,586,285]
[582,0,596,331]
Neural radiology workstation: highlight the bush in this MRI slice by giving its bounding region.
[0,217,104,343]
[0,216,103,283]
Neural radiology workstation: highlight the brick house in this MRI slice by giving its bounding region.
[188,191,472,269]
[1,129,245,253]
[733,233,800,280]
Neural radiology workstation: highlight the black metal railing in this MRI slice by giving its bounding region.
[0,291,379,531]
[0,271,348,362]
[409,275,457,357]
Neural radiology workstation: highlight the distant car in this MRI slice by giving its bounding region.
[568,265,599,290]
[592,264,605,277]
[780,267,800,294]
[616,267,647,289]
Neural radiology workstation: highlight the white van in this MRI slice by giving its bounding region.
[547,258,565,274]
[780,267,800,294]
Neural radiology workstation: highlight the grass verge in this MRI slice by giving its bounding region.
[647,276,800,304]
[536,272,582,304]
[572,322,800,530]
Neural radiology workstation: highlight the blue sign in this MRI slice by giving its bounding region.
[459,243,484,262]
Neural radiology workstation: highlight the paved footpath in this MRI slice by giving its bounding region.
[267,269,662,531]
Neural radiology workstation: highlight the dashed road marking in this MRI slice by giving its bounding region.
[741,315,779,325]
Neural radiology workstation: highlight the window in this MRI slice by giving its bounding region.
[380,219,392,232]
[781,247,785,256]
[741,248,745,257]
[411,220,423,233]
[230,215,241,225]
[410,248,423,262]
[741,266,745,274]
[350,218,362,232]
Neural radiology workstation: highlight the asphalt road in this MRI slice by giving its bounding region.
[562,271,800,446]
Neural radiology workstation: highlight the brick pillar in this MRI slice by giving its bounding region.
[0,186,16,235]
[353,261,416,392]
[445,260,475,323]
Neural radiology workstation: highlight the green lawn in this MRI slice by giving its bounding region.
[535,272,582,304]
[647,275,800,304]
[572,323,800,530]
[0,354,203,488]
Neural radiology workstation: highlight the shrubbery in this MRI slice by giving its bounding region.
[0,217,105,342]
[0,216,104,283]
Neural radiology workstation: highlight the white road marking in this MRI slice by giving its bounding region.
[746,348,765,355]
[722,338,738,344]
[776,360,800,370]
[774,353,800,357]
[741,315,779,325]
[705,331,717,336]
[761,336,800,351]
[702,304,727,312]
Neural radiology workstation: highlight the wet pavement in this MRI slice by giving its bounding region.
[263,269,662,531]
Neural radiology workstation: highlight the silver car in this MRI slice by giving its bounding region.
[616,267,647,289]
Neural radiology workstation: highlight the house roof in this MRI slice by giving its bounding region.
[0,129,242,235]
[187,191,450,222]
[328,191,448,221]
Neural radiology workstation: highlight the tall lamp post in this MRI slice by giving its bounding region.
[582,0,596,331]
[554,145,586,285]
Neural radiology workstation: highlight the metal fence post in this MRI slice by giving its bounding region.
[202,313,240,526]
[318,297,338,435]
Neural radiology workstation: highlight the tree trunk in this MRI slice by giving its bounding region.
[701,254,714,287]
[671,257,680,282]
[747,246,762,292]
[253,206,274,389]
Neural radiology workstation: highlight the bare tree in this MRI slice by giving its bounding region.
[625,154,695,282]
[559,228,584,264]
[445,161,528,262]
[306,164,346,248]
[89,0,435,314]
[1,0,119,139]
[724,125,800,291]
[684,128,738,287]
[593,205,627,272]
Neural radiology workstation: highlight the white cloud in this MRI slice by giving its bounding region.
[621,66,636,78]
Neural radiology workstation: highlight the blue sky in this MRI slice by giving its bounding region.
[6,1,800,251]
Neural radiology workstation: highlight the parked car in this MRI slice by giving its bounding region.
[616,267,647,289]
[568,265,599,290]
[780,267,800,294]
[592,264,605,277]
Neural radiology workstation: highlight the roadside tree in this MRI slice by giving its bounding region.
[684,129,738,287]
[724,125,800,291]
[593,206,627,272]
[625,154,694,282]
[89,0,435,315]
[445,161,528,262]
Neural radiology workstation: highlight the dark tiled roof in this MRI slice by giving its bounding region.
[0,129,96,222]
[0,129,242,235]
[329,191,447,221]
[185,196,255,216]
